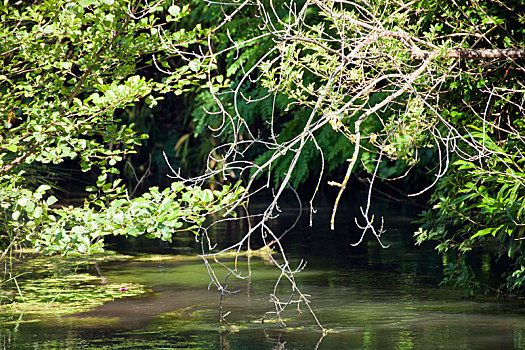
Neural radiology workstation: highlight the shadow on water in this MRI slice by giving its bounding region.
[2,192,525,349]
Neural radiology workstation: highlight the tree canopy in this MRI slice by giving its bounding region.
[0,0,243,256]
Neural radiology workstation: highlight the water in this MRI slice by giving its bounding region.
[2,193,525,349]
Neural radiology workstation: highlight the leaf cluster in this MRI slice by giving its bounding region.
[0,0,235,257]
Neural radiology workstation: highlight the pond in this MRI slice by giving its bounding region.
[2,193,525,349]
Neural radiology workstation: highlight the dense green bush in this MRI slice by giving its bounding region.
[0,0,241,256]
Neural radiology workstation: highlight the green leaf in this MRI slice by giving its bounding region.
[17,197,28,207]
[33,206,43,219]
[46,196,58,206]
[25,200,36,213]
[471,228,495,240]
[200,189,214,203]
[168,5,180,17]
[77,243,87,254]
[12,210,21,221]
[36,184,51,193]
[78,0,99,7]
[188,60,199,72]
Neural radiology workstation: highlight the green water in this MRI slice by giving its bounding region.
[2,196,525,349]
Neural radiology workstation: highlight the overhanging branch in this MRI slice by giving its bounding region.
[416,48,525,59]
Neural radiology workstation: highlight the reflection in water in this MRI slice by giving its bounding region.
[2,194,525,349]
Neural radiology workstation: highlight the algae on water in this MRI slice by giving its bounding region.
[0,250,147,322]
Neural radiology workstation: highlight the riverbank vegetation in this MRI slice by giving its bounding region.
[1,0,525,327]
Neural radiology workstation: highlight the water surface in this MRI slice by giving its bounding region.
[2,194,525,349]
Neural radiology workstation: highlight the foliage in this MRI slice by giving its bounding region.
[1,0,524,311]
[256,0,525,295]
[191,0,525,297]
[412,0,525,295]
[24,181,243,255]
[181,1,361,186]
[0,0,242,257]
